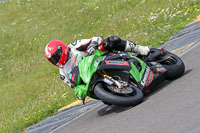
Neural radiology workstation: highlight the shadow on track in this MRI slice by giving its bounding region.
[97,105,133,116]
[97,69,192,117]
[144,69,192,100]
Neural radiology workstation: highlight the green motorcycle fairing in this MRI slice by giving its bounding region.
[73,50,147,99]
[129,56,147,82]
[73,50,105,99]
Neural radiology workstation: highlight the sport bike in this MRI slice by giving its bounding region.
[64,48,185,106]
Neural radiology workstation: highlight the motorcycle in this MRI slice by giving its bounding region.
[64,48,185,106]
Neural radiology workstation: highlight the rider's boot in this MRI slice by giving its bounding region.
[125,41,150,55]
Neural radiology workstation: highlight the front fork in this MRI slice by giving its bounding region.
[97,71,128,89]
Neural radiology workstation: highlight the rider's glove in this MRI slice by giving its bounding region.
[87,41,99,55]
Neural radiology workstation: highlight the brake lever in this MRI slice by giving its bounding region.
[160,48,167,56]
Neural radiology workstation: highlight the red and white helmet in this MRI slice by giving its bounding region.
[45,40,69,67]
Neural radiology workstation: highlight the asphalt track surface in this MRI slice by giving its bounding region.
[53,42,200,133]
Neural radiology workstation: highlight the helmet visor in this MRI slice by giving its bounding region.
[49,46,63,65]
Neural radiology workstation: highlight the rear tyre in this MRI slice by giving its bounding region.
[161,52,185,80]
[94,83,144,106]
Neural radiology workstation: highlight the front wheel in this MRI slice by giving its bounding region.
[94,83,144,106]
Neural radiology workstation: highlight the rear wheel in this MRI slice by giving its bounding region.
[94,83,144,106]
[160,52,185,80]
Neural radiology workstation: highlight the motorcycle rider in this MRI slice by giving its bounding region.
[45,36,150,99]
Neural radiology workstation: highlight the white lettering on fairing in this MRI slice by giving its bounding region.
[141,66,150,86]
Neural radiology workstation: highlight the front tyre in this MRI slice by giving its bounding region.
[94,83,144,106]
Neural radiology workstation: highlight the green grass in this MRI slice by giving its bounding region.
[0,0,200,132]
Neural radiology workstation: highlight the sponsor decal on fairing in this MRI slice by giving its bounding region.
[141,66,154,87]
[140,66,154,87]
[105,60,129,66]
[94,59,99,66]
[146,70,154,86]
